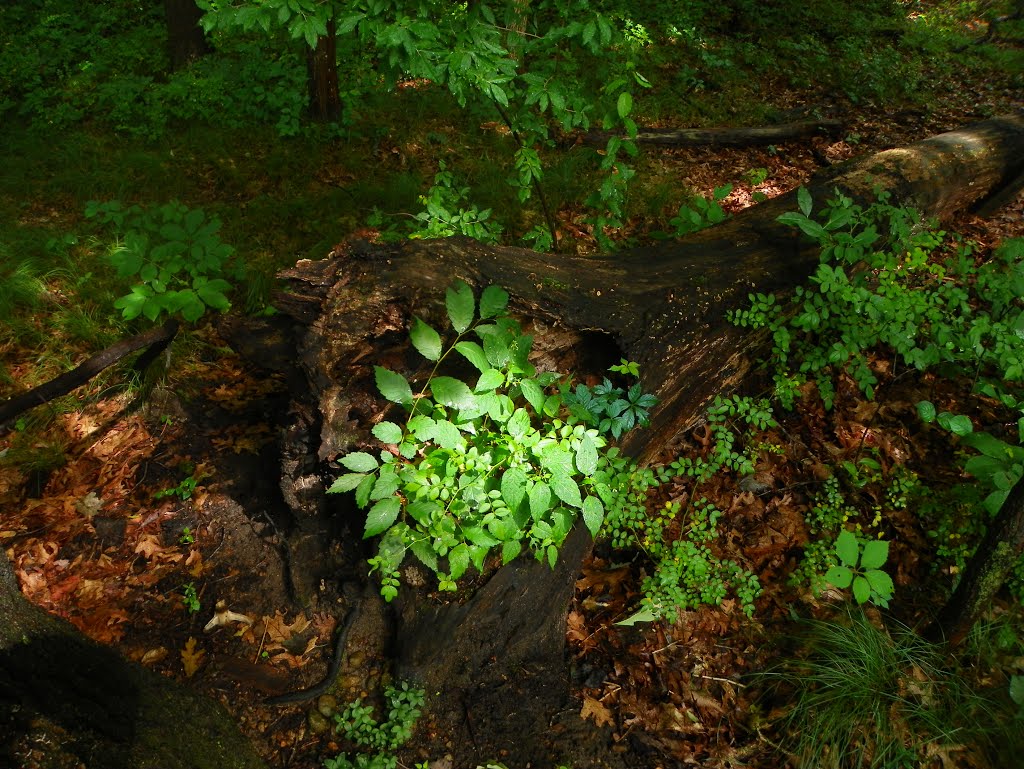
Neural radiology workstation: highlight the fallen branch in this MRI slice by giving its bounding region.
[0,319,179,428]
[580,119,845,148]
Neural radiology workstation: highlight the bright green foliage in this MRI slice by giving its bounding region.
[326,682,425,769]
[86,200,241,322]
[825,530,895,608]
[330,280,656,600]
[729,189,1024,411]
[181,582,201,614]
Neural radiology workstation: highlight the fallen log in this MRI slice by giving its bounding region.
[580,118,845,148]
[272,113,1024,766]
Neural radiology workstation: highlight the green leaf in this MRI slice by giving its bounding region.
[582,496,604,538]
[448,543,470,579]
[354,474,376,508]
[834,530,859,567]
[860,539,889,570]
[365,497,402,537]
[575,434,598,476]
[410,317,442,361]
[549,473,582,509]
[475,368,505,392]
[616,607,658,626]
[432,419,465,450]
[616,91,633,119]
[778,211,826,240]
[408,414,437,441]
[1009,675,1024,706]
[500,467,528,513]
[916,400,937,423]
[519,378,545,414]
[375,367,413,406]
[506,408,531,439]
[479,285,509,318]
[852,575,871,604]
[825,565,854,589]
[410,538,439,572]
[430,376,477,410]
[328,473,366,493]
[446,280,475,333]
[482,332,510,368]
[529,481,552,521]
[372,421,404,444]
[864,569,894,597]
[455,341,490,372]
[797,186,812,217]
[501,539,521,564]
[463,526,500,548]
[340,452,379,472]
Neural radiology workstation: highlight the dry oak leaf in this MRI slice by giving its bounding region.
[181,637,206,678]
[580,694,615,728]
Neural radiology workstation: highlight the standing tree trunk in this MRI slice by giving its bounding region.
[306,16,341,122]
[271,114,1024,767]
[164,0,211,70]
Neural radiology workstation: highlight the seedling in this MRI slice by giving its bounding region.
[826,530,895,607]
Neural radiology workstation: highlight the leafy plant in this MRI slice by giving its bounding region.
[86,200,241,322]
[179,527,195,545]
[825,530,895,608]
[325,682,425,769]
[155,474,198,501]
[664,184,732,237]
[182,582,200,613]
[330,280,651,599]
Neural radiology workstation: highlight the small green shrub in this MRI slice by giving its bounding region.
[325,683,425,769]
[825,530,895,608]
[86,200,242,322]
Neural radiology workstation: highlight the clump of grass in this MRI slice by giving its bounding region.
[755,609,1011,769]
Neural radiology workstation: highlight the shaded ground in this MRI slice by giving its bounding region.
[2,61,1024,769]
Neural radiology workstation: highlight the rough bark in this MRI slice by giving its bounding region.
[271,113,1024,766]
[927,474,1024,647]
[582,118,845,147]
[306,17,341,123]
[164,0,211,70]
[0,554,265,769]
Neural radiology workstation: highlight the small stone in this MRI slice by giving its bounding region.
[307,709,330,734]
[317,694,337,717]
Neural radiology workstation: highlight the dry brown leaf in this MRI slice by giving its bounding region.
[181,637,206,677]
[580,694,615,728]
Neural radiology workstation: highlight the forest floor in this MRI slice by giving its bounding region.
[3,21,1024,769]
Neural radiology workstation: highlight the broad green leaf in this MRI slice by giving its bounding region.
[365,497,401,537]
[407,500,438,524]
[547,544,558,569]
[575,434,599,476]
[370,469,400,500]
[616,607,658,626]
[469,543,489,572]
[960,431,1016,459]
[834,530,859,567]
[825,565,854,589]
[463,526,500,548]
[500,467,528,513]
[431,376,477,410]
[529,481,552,520]
[519,378,545,414]
[375,366,413,405]
[797,186,813,217]
[864,569,894,597]
[432,419,465,450]
[549,473,582,508]
[616,91,633,119]
[479,285,509,318]
[340,452,378,472]
[372,421,404,444]
[354,474,376,508]
[448,543,470,579]
[916,400,937,422]
[860,539,889,570]
[852,575,870,604]
[582,496,604,538]
[778,211,826,240]
[455,341,490,372]
[410,538,439,571]
[1009,675,1024,706]
[328,473,366,493]
[540,446,574,477]
[446,280,475,333]
[482,332,510,367]
[410,317,442,361]
[475,368,505,392]
[506,408,531,439]
[408,415,437,441]
[501,539,521,564]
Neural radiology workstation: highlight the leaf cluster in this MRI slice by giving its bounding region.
[326,682,425,769]
[86,200,241,322]
[825,530,894,607]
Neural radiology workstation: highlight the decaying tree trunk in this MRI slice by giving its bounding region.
[273,114,1024,766]
[306,16,341,122]
[582,118,845,147]
[0,554,265,769]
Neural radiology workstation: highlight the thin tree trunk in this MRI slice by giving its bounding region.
[164,0,210,70]
[306,16,341,122]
